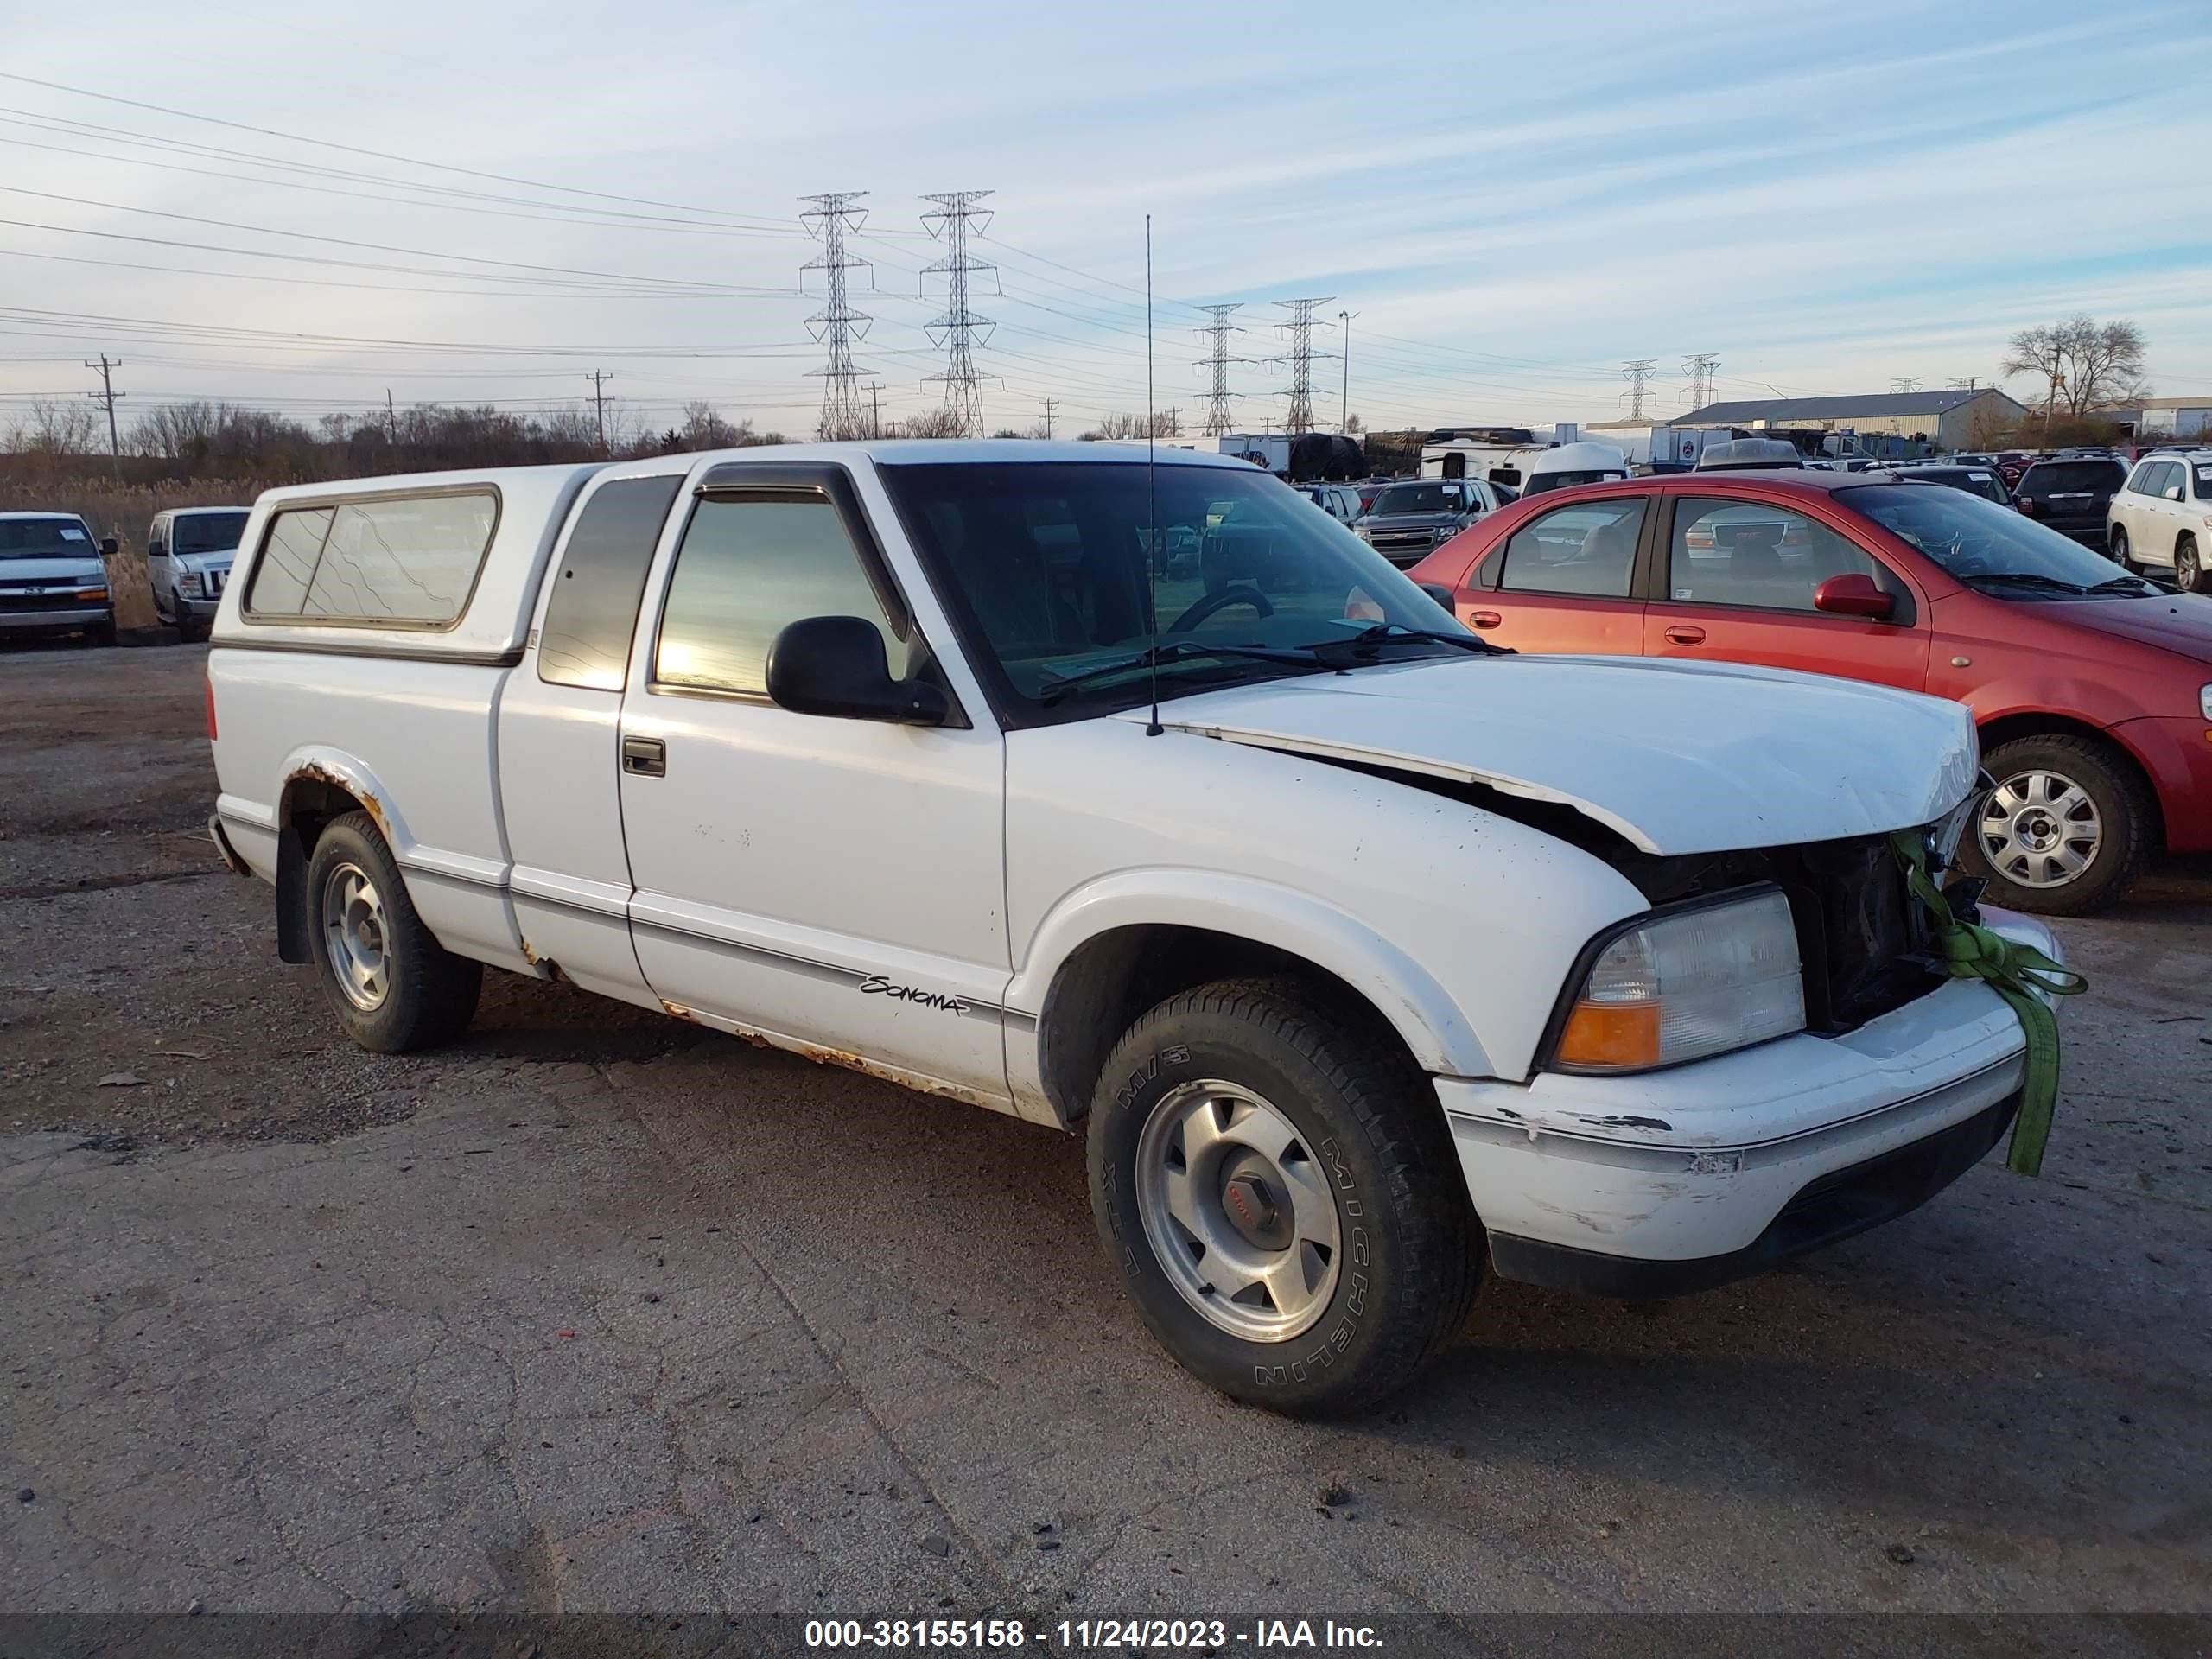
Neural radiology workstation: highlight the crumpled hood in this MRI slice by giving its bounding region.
[1123,654,1979,855]
[0,555,108,585]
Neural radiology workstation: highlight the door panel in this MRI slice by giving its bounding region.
[1473,496,1649,654]
[616,480,1010,1101]
[1643,494,1930,690]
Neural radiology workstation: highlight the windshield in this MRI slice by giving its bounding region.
[1371,483,1457,514]
[172,511,250,554]
[0,518,97,560]
[881,461,1463,715]
[1838,485,2154,596]
[2020,461,2122,493]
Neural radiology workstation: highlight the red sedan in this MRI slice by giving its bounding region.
[1407,469,2212,914]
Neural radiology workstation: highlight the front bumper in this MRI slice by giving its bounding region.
[0,605,109,634]
[1440,909,2063,1297]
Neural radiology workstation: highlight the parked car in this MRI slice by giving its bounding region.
[1294,482,1364,525]
[1995,451,2039,489]
[2013,455,2128,546]
[0,512,116,645]
[207,442,2060,1413]
[2108,451,2212,592]
[1694,437,1803,471]
[1410,470,2212,914]
[1352,477,1502,566]
[1883,462,2012,505]
[1520,440,1631,497]
[148,505,251,641]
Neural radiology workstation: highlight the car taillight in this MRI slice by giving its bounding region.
[204,674,217,741]
[2017,497,2035,514]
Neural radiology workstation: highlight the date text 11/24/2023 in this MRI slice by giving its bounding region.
[804,1618,1383,1649]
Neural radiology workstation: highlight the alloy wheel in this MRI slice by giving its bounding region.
[1979,770,2102,890]
[321,861,391,1011]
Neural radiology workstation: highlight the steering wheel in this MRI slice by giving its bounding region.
[1167,584,1274,633]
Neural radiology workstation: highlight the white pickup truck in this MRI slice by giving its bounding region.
[207,441,2062,1414]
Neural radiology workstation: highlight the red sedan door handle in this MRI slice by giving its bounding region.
[1663,624,1707,645]
[1468,609,1503,629]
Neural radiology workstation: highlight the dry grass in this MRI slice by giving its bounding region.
[0,477,281,545]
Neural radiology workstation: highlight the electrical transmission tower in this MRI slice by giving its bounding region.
[1192,303,1249,435]
[1622,359,1657,422]
[1269,298,1336,435]
[919,191,1000,437]
[1948,376,1980,391]
[1681,353,1719,410]
[800,192,873,442]
[1891,376,1923,394]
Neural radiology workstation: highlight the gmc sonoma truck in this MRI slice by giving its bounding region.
[207,441,2063,1414]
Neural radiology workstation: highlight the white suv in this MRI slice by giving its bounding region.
[2108,450,2212,592]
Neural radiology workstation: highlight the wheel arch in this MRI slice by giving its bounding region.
[273,751,411,964]
[1972,713,2166,864]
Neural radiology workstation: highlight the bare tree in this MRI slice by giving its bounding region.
[16,397,100,456]
[677,401,742,450]
[2003,315,2149,419]
[893,408,969,440]
[1088,410,1185,440]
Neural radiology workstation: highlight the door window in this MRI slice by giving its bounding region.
[2193,462,2212,501]
[537,474,683,691]
[1497,500,1644,597]
[653,494,907,696]
[1668,497,1885,613]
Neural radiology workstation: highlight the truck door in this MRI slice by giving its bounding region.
[500,467,690,1007]
[614,463,1010,1103]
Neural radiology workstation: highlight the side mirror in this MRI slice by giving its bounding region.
[1417,582,1458,610]
[2164,486,2183,502]
[1812,572,1896,620]
[766,615,946,726]
[99,537,119,557]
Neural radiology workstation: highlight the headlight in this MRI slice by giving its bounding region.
[178,570,204,597]
[1433,524,1458,541]
[1552,888,1804,1071]
[2201,683,2212,721]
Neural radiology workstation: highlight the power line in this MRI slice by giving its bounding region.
[1270,298,1335,435]
[83,353,122,478]
[1621,359,1658,422]
[919,191,998,438]
[1681,353,1719,410]
[800,192,872,442]
[1192,303,1247,436]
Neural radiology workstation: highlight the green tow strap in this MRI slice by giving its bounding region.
[1889,830,2087,1176]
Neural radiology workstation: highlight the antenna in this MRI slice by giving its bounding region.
[1144,213,1163,738]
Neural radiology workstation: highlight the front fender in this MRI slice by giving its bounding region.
[1007,868,1495,1079]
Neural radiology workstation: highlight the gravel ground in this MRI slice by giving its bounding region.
[2,642,2207,1650]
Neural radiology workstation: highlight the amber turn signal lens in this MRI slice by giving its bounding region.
[1555,1000,1663,1069]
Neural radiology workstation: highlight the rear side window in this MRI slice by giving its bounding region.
[246,492,498,625]
[653,494,906,696]
[537,475,683,691]
[1497,499,1644,597]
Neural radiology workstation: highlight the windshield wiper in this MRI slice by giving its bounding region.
[1961,571,2091,595]
[1294,621,1515,661]
[2085,574,2153,594]
[1033,641,1322,705]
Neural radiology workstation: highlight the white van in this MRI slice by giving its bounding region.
[0,512,115,645]
[206,441,2062,1413]
[148,505,252,641]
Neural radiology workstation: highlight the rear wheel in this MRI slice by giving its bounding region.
[1959,735,2152,916]
[2108,524,2131,569]
[2179,536,2202,595]
[1087,977,1478,1416]
[305,811,481,1052]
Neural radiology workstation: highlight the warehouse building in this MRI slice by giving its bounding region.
[1677,387,2029,454]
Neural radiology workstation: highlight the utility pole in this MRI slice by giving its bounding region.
[1338,308,1359,433]
[868,383,882,440]
[1269,298,1336,434]
[919,190,999,437]
[1891,376,1923,394]
[1192,303,1247,436]
[1622,359,1657,423]
[1681,353,1719,410]
[385,388,398,445]
[1038,397,1058,439]
[800,191,873,441]
[84,355,124,479]
[585,370,613,454]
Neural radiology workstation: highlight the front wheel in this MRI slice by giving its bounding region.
[1087,977,1478,1416]
[2108,524,2131,569]
[305,811,482,1052]
[1957,735,2153,916]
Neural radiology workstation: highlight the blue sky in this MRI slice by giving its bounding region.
[3,0,2209,437]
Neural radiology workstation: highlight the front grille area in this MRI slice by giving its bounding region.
[204,568,228,597]
[1614,829,1942,1034]
[0,585,103,615]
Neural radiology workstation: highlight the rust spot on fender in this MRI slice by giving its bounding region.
[660,1000,700,1023]
[519,938,543,967]
[291,763,390,839]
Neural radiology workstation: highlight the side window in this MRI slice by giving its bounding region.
[1497,500,1644,598]
[245,506,334,615]
[654,494,907,697]
[2193,463,2212,501]
[537,475,683,691]
[2153,461,2182,499]
[246,494,496,624]
[1669,497,1884,613]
